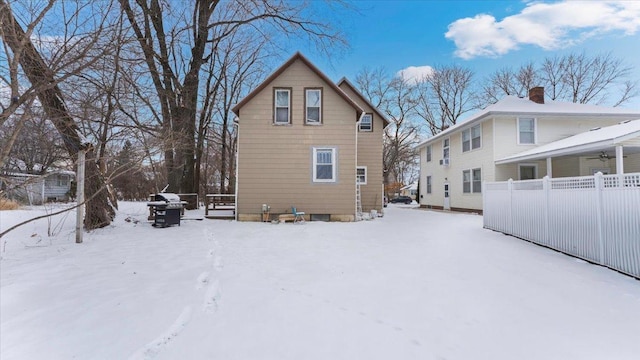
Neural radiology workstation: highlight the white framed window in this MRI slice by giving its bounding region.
[356,166,367,185]
[443,138,450,160]
[463,168,482,193]
[519,164,538,180]
[305,88,322,124]
[426,175,432,194]
[359,113,372,131]
[462,124,481,152]
[426,145,432,162]
[313,147,336,182]
[518,117,536,144]
[274,88,291,124]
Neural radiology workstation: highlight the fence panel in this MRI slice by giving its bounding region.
[483,172,640,279]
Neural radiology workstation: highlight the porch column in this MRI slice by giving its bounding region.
[615,145,624,174]
[546,157,553,178]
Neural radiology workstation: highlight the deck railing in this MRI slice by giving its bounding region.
[483,172,640,279]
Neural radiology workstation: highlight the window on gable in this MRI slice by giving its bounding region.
[426,145,432,162]
[313,147,336,182]
[463,168,481,193]
[356,166,367,185]
[305,88,322,124]
[462,124,481,152]
[359,113,372,131]
[518,118,536,144]
[274,88,290,124]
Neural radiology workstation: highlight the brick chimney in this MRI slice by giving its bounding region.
[529,87,544,104]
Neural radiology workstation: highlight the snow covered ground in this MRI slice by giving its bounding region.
[1,202,639,360]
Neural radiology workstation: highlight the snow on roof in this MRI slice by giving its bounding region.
[495,119,640,164]
[416,96,640,148]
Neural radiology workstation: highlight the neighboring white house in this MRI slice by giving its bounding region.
[0,170,75,205]
[400,182,418,200]
[415,87,640,213]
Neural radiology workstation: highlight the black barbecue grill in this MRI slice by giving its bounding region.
[147,193,187,227]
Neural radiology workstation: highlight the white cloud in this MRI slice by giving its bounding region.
[445,1,640,59]
[397,65,434,84]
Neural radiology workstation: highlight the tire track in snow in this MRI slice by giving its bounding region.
[128,306,193,360]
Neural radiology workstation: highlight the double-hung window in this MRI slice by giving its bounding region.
[274,88,291,124]
[359,113,372,131]
[518,117,536,144]
[443,138,450,164]
[463,168,482,193]
[313,147,336,182]
[426,145,432,162]
[426,175,432,194]
[305,88,322,124]
[462,124,481,152]
[356,166,367,185]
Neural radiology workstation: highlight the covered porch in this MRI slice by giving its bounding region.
[495,119,640,180]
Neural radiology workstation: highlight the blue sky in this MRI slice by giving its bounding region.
[293,0,640,109]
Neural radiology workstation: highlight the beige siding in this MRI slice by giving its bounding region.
[237,59,357,220]
[338,83,385,212]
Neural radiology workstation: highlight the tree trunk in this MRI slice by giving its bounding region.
[0,1,115,229]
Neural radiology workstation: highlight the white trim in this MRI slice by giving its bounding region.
[462,124,482,152]
[356,166,367,185]
[463,168,482,194]
[426,145,432,162]
[517,117,537,145]
[518,163,538,180]
[442,137,450,161]
[313,147,336,183]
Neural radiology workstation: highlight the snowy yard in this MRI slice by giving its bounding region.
[1,202,640,360]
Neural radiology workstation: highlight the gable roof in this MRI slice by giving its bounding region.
[232,52,363,118]
[416,96,640,149]
[495,119,640,164]
[336,77,391,128]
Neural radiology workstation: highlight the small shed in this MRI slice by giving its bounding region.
[0,170,75,205]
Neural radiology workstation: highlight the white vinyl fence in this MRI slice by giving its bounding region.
[483,172,640,279]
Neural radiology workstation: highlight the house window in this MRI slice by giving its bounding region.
[305,88,322,124]
[518,117,536,144]
[313,147,336,182]
[356,166,367,185]
[463,168,482,193]
[426,145,432,162]
[519,164,537,180]
[443,138,450,161]
[359,113,372,131]
[462,124,481,152]
[426,176,432,194]
[274,88,291,124]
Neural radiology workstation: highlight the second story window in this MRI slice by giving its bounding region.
[443,138,450,161]
[305,88,322,124]
[274,88,291,125]
[359,113,372,131]
[518,117,536,144]
[426,145,432,162]
[462,124,481,152]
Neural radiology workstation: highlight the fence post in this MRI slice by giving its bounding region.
[594,172,605,265]
[508,178,513,233]
[543,176,550,245]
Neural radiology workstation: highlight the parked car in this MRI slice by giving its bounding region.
[390,196,412,204]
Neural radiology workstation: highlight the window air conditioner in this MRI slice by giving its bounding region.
[440,159,450,166]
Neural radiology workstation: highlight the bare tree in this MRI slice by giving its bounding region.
[481,52,638,107]
[416,64,477,136]
[0,0,117,229]
[355,68,420,187]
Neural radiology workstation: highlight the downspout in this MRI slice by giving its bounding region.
[234,119,239,221]
[355,113,363,221]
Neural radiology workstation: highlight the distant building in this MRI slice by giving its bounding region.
[1,170,75,205]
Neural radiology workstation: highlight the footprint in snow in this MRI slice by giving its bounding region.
[128,306,192,360]
[196,272,210,290]
[203,279,221,314]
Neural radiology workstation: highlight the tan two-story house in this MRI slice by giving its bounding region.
[232,52,388,221]
[416,87,640,213]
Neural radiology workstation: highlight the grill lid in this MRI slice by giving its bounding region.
[154,193,181,202]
